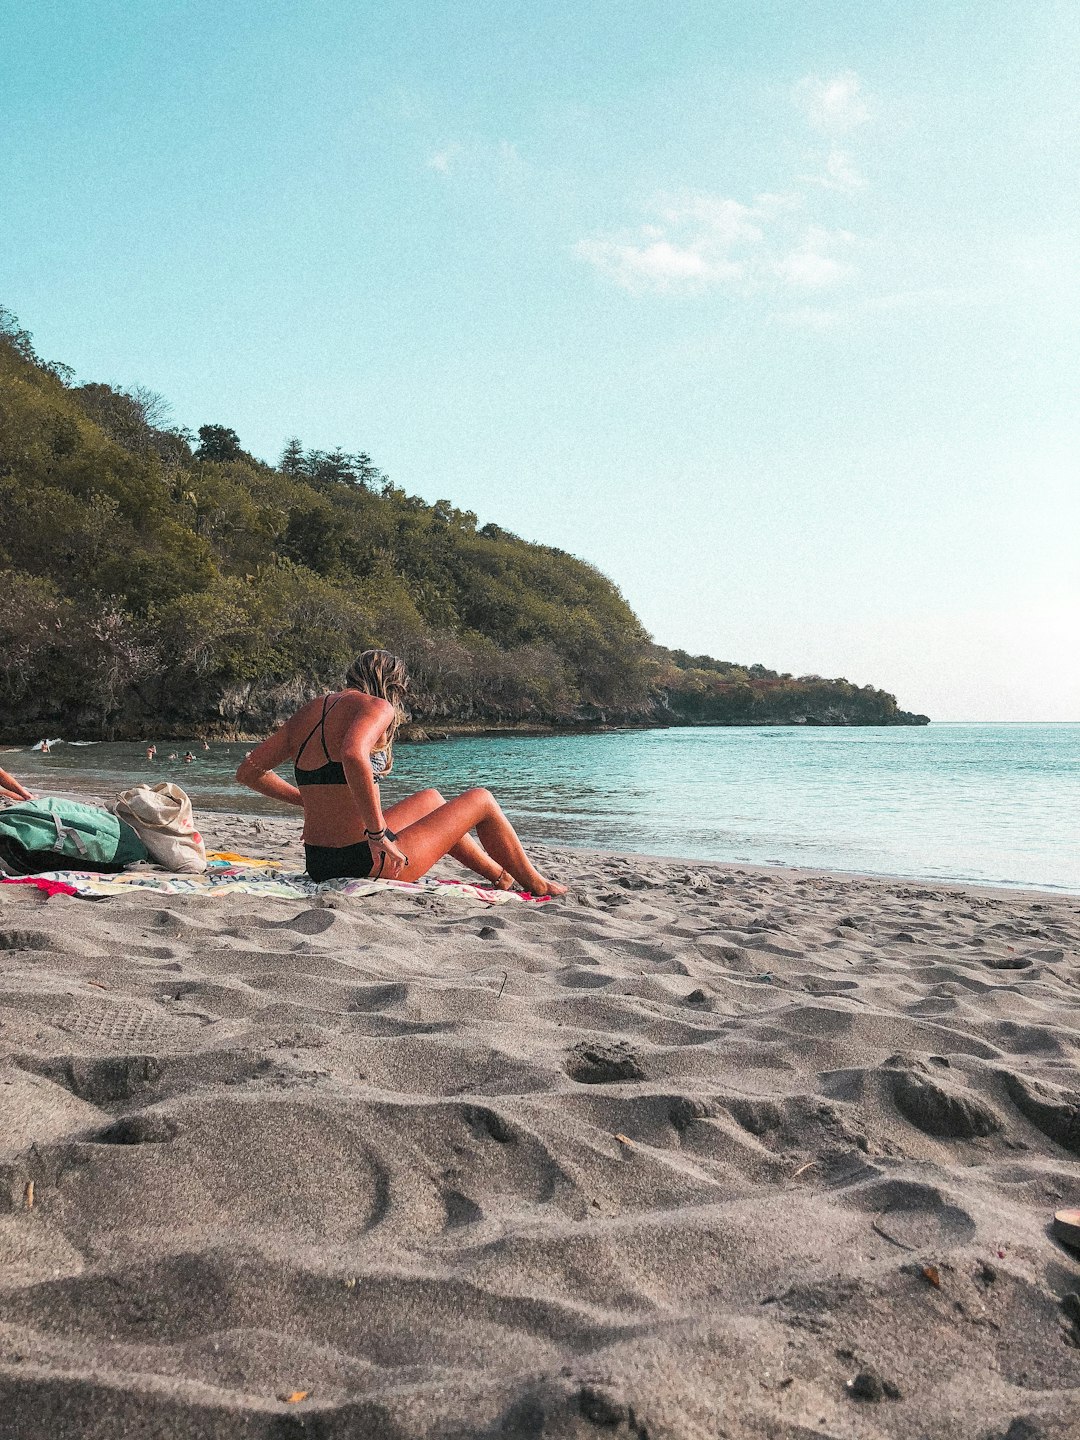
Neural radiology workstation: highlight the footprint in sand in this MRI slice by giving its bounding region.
[29,1053,166,1106]
[884,1053,1003,1139]
[92,1111,179,1145]
[565,1041,646,1084]
[1002,1071,1080,1153]
[461,1104,516,1144]
[847,1176,977,1248]
[0,928,67,953]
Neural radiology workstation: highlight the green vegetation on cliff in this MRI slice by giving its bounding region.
[0,308,927,737]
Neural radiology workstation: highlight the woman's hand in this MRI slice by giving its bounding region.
[0,769,33,802]
[368,833,409,879]
[235,730,304,807]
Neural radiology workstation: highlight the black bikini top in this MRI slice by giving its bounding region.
[294,697,388,787]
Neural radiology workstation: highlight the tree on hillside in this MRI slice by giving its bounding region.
[280,437,305,474]
[278,439,383,489]
[195,425,242,463]
[0,305,73,381]
[75,384,168,452]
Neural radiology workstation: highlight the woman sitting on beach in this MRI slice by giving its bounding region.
[236,649,566,896]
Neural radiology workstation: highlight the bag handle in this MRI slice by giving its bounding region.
[51,811,88,856]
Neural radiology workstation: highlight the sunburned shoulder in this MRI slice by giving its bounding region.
[334,690,393,717]
[316,691,395,736]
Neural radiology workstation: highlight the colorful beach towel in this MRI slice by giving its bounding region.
[0,863,546,905]
[206,850,275,866]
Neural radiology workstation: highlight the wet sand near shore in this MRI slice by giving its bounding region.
[2,810,1080,1438]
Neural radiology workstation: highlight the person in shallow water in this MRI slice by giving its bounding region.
[236,649,567,896]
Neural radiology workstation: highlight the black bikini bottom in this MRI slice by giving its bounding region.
[304,841,374,883]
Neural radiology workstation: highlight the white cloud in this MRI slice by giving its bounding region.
[801,147,865,193]
[793,70,872,134]
[575,190,785,293]
[775,250,846,287]
[576,70,874,301]
[577,193,857,296]
[427,145,459,174]
[656,193,765,246]
[775,226,855,287]
[426,137,522,180]
[574,237,720,291]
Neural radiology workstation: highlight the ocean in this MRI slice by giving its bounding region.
[7,723,1078,893]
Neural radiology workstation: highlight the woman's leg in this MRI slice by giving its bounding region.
[391,788,566,896]
[382,789,507,884]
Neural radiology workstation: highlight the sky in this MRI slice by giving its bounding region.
[2,0,1078,720]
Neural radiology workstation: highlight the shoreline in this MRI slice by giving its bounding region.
[4,773,1078,899]
[8,777,1080,898]
[0,713,933,747]
[2,811,1079,1437]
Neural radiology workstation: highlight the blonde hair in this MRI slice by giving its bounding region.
[345,649,410,766]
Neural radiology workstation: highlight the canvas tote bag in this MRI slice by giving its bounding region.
[113,782,207,873]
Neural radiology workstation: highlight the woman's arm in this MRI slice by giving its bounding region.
[339,698,409,869]
[235,722,304,808]
[0,767,33,801]
[338,697,394,833]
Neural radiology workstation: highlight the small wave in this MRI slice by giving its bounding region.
[27,738,97,750]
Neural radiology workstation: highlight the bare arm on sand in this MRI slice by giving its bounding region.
[0,767,33,802]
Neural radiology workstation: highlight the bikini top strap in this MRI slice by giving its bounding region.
[318,696,342,761]
[296,695,339,765]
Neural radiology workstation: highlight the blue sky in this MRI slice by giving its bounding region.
[2,1,1078,719]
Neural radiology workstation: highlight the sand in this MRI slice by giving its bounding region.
[2,810,1080,1439]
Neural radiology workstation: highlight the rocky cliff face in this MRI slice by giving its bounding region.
[0,678,928,744]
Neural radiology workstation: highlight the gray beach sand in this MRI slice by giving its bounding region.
[2,810,1080,1438]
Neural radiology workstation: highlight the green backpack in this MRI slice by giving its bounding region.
[0,798,148,875]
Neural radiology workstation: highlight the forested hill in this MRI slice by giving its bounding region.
[0,308,928,739]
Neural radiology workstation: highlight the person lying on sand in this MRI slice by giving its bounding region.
[0,766,33,803]
[236,648,566,896]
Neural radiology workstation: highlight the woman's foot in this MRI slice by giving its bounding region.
[529,875,567,898]
[486,866,566,897]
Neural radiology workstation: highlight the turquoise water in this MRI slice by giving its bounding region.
[7,724,1078,893]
